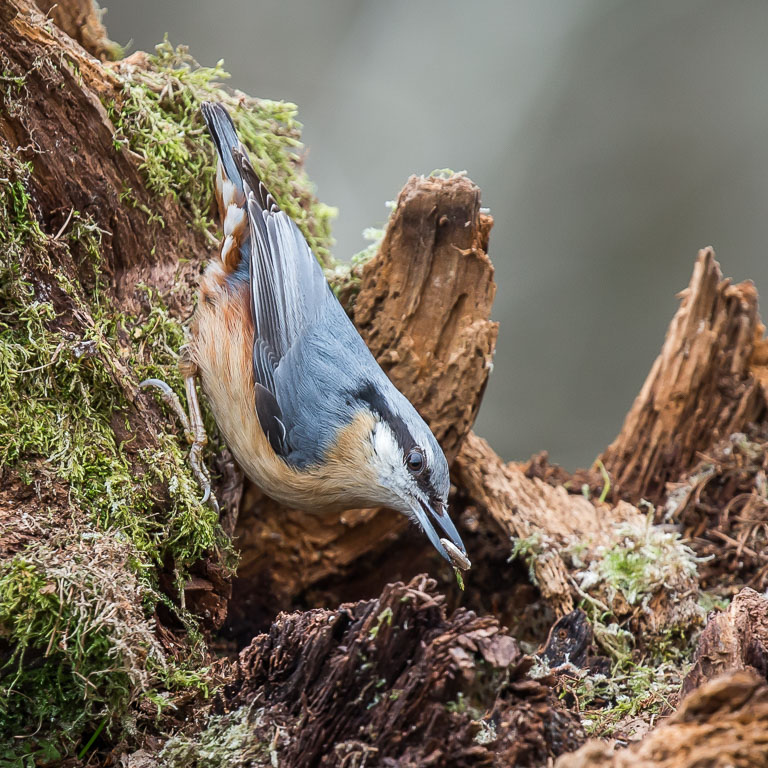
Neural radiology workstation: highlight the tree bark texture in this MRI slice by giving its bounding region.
[599,248,768,506]
[223,576,583,767]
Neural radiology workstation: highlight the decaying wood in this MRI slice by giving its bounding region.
[455,433,594,614]
[8,1,768,764]
[1,0,202,310]
[33,0,118,60]
[540,609,593,669]
[354,173,497,462]
[0,0,235,624]
[667,428,768,592]
[599,248,768,505]
[455,433,651,617]
[682,587,768,696]
[231,175,497,623]
[222,575,584,767]
[557,670,768,768]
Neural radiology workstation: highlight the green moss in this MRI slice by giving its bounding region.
[368,607,393,640]
[0,534,167,760]
[1,32,342,762]
[574,515,701,613]
[0,149,223,760]
[508,531,547,586]
[569,658,684,738]
[109,39,336,263]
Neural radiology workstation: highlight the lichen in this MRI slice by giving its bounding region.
[514,510,704,740]
[159,705,277,768]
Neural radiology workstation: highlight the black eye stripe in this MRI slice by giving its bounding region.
[352,382,413,454]
[352,382,433,489]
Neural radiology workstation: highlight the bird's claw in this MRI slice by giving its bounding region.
[140,375,220,513]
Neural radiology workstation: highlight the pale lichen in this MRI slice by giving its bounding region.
[159,705,278,768]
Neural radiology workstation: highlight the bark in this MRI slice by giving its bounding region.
[33,0,119,60]
[353,173,497,462]
[1,0,203,306]
[222,575,584,768]
[599,248,768,506]
[682,587,768,696]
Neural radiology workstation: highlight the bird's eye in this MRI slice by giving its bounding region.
[406,449,425,475]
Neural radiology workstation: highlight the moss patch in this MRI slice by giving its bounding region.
[0,144,221,759]
[1,27,341,764]
[159,705,278,768]
[109,39,336,263]
[0,531,166,763]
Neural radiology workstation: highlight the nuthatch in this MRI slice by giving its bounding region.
[143,102,470,572]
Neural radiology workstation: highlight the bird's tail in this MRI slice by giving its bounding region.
[201,102,249,273]
[201,101,244,197]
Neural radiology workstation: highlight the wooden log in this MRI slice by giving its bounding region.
[599,248,768,506]
[454,432,638,616]
[353,173,497,462]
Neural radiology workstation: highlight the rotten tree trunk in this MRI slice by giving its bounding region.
[224,575,584,767]
[599,248,768,506]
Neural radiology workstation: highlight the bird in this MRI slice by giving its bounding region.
[142,102,470,572]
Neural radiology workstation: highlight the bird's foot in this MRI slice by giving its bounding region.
[140,351,219,513]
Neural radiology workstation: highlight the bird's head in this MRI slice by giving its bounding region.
[351,382,470,571]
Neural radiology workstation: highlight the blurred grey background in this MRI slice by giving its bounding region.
[106,1,768,469]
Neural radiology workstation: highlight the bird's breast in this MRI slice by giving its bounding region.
[190,264,382,512]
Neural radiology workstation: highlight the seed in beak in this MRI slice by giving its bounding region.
[440,538,471,570]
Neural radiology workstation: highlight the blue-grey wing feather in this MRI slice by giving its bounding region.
[204,101,384,467]
[236,149,346,464]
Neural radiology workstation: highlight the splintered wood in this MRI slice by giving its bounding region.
[682,588,768,696]
[229,576,583,766]
[354,173,498,462]
[600,248,768,505]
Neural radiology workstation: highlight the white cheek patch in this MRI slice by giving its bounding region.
[371,421,400,470]
[370,421,414,504]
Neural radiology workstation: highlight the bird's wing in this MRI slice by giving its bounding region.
[234,149,334,460]
[202,102,348,463]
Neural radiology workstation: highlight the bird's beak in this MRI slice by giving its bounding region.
[413,498,471,570]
